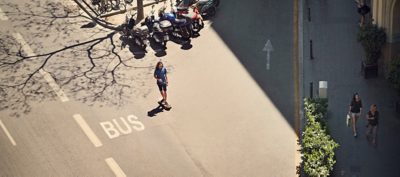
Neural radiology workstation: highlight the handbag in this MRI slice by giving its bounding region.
[346,113,351,127]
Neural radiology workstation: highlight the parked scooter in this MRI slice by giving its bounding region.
[176,0,219,18]
[195,0,219,18]
[179,6,203,34]
[158,1,193,40]
[143,5,171,47]
[120,13,150,50]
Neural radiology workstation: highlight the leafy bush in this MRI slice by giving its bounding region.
[357,23,386,65]
[300,98,339,177]
[388,55,400,95]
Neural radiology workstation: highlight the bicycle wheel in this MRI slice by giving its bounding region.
[124,0,133,4]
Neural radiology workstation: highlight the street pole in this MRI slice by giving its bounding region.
[137,0,144,22]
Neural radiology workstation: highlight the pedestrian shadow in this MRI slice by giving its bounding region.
[147,105,164,117]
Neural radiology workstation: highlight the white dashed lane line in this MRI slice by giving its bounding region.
[12,33,70,102]
[0,7,9,21]
[105,157,127,177]
[73,114,103,147]
[0,120,16,146]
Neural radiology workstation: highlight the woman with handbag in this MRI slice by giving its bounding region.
[349,93,363,137]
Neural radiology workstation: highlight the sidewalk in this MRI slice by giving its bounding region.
[303,0,400,177]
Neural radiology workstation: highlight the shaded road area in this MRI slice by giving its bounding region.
[303,0,400,176]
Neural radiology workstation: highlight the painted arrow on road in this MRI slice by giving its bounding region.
[262,40,274,70]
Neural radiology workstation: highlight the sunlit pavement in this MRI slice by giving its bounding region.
[0,0,299,176]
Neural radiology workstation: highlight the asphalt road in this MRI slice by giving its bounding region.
[0,0,299,176]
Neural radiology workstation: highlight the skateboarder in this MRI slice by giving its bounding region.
[154,61,170,107]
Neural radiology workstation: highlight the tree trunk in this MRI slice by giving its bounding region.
[137,0,144,23]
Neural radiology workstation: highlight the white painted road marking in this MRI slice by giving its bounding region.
[73,114,103,147]
[0,7,9,21]
[12,33,70,102]
[262,39,274,70]
[0,120,16,146]
[100,115,145,139]
[105,158,127,177]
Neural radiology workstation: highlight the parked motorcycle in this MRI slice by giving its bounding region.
[176,0,219,18]
[158,2,193,40]
[120,13,150,50]
[143,5,171,47]
[179,6,203,34]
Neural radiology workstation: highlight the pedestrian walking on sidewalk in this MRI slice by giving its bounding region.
[355,0,370,26]
[366,104,379,145]
[349,93,363,137]
[154,61,169,105]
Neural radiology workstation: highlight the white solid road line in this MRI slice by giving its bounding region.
[12,33,70,102]
[73,114,103,147]
[0,120,16,146]
[0,7,9,21]
[105,158,127,177]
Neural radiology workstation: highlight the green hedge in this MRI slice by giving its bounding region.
[300,98,339,177]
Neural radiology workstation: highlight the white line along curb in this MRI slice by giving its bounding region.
[0,7,9,21]
[105,158,127,177]
[73,114,103,147]
[12,33,69,102]
[0,120,16,146]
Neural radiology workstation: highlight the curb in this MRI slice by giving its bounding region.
[100,0,167,18]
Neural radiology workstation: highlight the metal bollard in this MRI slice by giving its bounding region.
[310,82,313,98]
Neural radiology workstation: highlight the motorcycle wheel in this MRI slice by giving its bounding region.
[106,4,113,12]
[214,0,220,7]
[207,6,216,18]
[192,22,199,33]
[181,28,191,39]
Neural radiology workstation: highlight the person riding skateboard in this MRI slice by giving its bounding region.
[154,61,169,107]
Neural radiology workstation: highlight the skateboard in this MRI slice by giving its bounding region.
[158,100,172,111]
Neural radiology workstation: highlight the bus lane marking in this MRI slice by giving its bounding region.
[0,120,16,146]
[73,114,103,147]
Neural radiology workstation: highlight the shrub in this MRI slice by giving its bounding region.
[388,55,400,95]
[357,23,386,65]
[300,98,339,177]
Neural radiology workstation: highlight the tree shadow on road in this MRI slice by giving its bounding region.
[0,0,155,118]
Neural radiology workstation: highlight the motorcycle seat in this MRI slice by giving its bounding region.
[159,20,172,28]
[138,25,149,31]
[197,0,208,4]
[174,18,187,23]
[133,25,149,35]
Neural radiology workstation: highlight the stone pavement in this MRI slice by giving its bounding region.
[303,0,400,176]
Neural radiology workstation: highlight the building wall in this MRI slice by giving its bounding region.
[372,0,400,75]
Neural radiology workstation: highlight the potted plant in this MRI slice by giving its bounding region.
[357,23,386,78]
[388,55,400,113]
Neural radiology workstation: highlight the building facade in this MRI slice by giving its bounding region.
[371,0,400,73]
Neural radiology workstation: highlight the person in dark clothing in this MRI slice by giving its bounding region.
[366,104,379,145]
[349,93,363,137]
[356,0,370,26]
[154,61,169,105]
